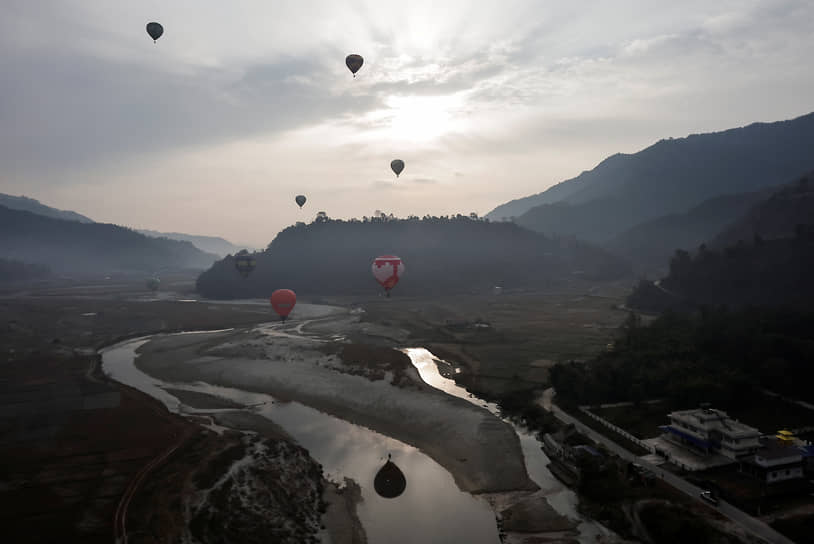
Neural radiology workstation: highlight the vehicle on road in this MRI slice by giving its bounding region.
[700,490,719,506]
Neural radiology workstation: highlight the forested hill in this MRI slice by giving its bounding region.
[605,189,771,273]
[0,258,51,282]
[551,307,814,408]
[488,111,814,242]
[626,225,814,313]
[195,215,630,298]
[712,173,814,248]
[0,205,218,277]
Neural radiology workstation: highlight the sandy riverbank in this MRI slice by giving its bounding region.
[133,315,537,495]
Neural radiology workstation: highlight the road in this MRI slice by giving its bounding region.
[113,429,191,544]
[539,389,795,544]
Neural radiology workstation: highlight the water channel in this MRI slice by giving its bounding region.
[101,333,614,543]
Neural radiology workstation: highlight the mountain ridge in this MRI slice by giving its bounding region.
[487,112,814,244]
[0,193,94,223]
[137,229,248,258]
[712,172,814,248]
[0,205,218,277]
[605,188,774,273]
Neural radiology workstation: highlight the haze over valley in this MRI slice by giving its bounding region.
[2,2,814,543]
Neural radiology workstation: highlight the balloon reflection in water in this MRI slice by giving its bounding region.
[374,454,406,499]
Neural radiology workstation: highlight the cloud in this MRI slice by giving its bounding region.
[0,46,379,182]
[1,0,814,246]
[372,180,407,190]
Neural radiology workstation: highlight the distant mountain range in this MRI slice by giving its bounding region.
[0,192,247,258]
[487,112,814,249]
[0,205,218,277]
[137,229,248,258]
[0,194,93,223]
[196,215,629,299]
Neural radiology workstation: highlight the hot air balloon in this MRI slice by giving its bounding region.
[374,454,406,499]
[295,195,307,208]
[234,254,256,279]
[390,159,405,178]
[372,255,404,297]
[345,54,364,77]
[146,22,164,43]
[270,289,297,321]
[146,277,160,292]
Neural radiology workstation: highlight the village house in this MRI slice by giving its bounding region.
[660,406,761,459]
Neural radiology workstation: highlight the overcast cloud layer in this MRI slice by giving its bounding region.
[1,0,813,246]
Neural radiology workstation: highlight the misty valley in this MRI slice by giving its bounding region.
[2,3,814,544]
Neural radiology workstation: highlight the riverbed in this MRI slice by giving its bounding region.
[101,309,618,543]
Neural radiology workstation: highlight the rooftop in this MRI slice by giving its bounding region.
[669,408,760,437]
[755,440,803,461]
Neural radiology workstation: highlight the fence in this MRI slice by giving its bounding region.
[578,405,655,454]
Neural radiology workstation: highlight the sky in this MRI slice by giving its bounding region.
[1,1,813,247]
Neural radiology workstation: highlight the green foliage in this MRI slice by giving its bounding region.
[629,225,814,311]
[550,307,814,407]
[196,215,629,298]
[496,388,559,435]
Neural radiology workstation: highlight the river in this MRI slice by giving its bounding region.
[102,332,615,543]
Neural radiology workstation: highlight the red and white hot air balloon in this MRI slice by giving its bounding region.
[270,289,297,321]
[372,255,404,297]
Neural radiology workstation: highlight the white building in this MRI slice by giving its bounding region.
[753,445,804,483]
[661,407,761,459]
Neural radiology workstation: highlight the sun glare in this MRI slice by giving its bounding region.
[379,94,465,142]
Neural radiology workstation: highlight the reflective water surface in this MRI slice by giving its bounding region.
[102,337,500,544]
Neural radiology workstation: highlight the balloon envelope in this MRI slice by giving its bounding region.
[390,159,405,177]
[374,456,406,499]
[345,54,364,76]
[372,255,404,292]
[234,254,256,279]
[146,22,164,42]
[270,289,297,319]
[295,195,307,208]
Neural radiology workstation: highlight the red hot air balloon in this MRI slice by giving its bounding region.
[372,255,404,297]
[270,289,297,321]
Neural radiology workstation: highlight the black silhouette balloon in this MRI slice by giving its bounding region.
[234,253,256,279]
[345,54,364,77]
[374,454,406,499]
[390,159,405,178]
[146,22,164,43]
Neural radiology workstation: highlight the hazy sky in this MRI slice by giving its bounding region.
[2,1,813,246]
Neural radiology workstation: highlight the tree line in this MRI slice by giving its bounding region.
[627,226,814,313]
[196,214,630,298]
[550,306,814,408]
